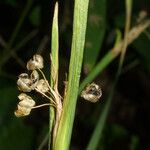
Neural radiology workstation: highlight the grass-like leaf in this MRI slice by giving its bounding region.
[49,2,59,149]
[53,0,89,149]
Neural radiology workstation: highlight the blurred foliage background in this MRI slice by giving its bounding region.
[0,0,150,149]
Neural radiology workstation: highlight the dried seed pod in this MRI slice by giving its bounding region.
[14,105,31,117]
[81,83,102,103]
[18,93,28,101]
[14,93,35,117]
[27,54,44,70]
[36,79,49,93]
[30,70,39,89]
[30,70,39,83]
[17,73,32,92]
[18,93,35,108]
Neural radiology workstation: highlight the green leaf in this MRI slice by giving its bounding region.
[84,0,106,72]
[49,2,59,149]
[53,0,89,149]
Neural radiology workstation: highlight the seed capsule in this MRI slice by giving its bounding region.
[14,105,31,117]
[27,54,44,70]
[36,79,49,93]
[30,70,39,89]
[30,70,39,83]
[81,83,102,103]
[17,73,32,92]
[14,93,35,117]
[18,93,35,108]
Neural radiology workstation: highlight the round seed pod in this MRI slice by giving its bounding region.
[30,70,39,89]
[81,83,102,103]
[14,105,31,117]
[30,70,39,83]
[27,54,44,70]
[18,93,35,108]
[15,93,35,117]
[36,79,49,93]
[17,73,32,92]
[18,93,28,101]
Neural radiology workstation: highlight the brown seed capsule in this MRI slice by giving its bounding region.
[30,70,39,89]
[81,83,102,103]
[30,70,39,82]
[18,93,35,108]
[18,93,28,101]
[17,73,32,92]
[14,105,31,117]
[36,79,49,93]
[14,93,35,117]
[27,54,44,70]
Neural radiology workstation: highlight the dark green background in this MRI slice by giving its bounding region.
[0,0,150,149]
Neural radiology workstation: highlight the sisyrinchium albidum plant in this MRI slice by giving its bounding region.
[14,0,90,149]
[14,0,150,150]
[15,54,57,117]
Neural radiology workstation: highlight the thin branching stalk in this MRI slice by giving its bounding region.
[35,88,56,105]
[32,103,55,109]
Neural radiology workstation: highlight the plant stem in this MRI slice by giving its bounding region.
[49,2,61,150]
[53,0,89,149]
[32,103,55,109]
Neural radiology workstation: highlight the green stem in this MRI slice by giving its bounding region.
[53,0,89,149]
[49,2,59,150]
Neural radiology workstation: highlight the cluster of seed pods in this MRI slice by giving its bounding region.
[15,54,51,117]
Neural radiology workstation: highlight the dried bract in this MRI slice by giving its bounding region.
[27,54,44,70]
[17,73,32,92]
[81,83,102,103]
[36,79,49,93]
